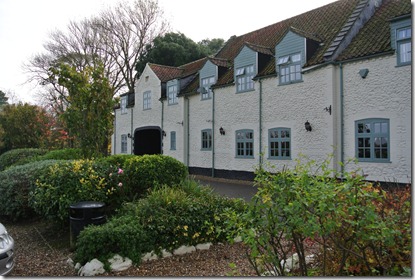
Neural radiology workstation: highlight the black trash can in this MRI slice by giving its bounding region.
[69,201,106,248]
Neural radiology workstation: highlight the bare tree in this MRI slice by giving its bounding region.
[24,0,169,112]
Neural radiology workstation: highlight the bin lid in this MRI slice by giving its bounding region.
[70,201,105,209]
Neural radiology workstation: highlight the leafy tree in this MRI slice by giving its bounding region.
[135,33,225,75]
[49,62,115,157]
[0,90,8,106]
[25,0,168,113]
[0,103,53,153]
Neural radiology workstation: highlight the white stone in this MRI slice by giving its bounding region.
[141,251,158,262]
[233,236,242,243]
[66,258,74,268]
[196,242,212,250]
[78,258,105,276]
[161,249,172,258]
[173,245,196,255]
[75,263,82,270]
[108,254,132,272]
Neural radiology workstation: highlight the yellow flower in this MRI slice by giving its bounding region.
[183,225,188,231]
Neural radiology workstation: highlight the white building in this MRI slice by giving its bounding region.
[113,0,412,184]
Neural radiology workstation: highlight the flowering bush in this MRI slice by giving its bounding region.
[30,159,121,223]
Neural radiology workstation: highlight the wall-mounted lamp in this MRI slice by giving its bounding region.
[305,121,312,132]
[219,127,225,135]
[359,68,369,79]
[177,121,183,126]
[162,130,166,137]
[127,133,134,140]
[324,105,332,115]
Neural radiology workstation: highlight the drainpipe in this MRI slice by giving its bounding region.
[186,95,190,167]
[339,62,345,178]
[130,107,134,154]
[160,99,164,154]
[211,88,215,178]
[259,78,263,167]
[113,111,116,155]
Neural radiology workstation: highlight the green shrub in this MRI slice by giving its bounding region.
[96,154,137,169]
[74,179,246,265]
[123,154,188,198]
[30,159,125,223]
[37,148,84,161]
[0,148,48,170]
[74,215,152,265]
[223,156,412,276]
[0,160,63,221]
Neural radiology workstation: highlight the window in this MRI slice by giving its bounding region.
[201,129,212,150]
[201,76,215,100]
[120,96,127,114]
[355,119,390,162]
[121,134,127,153]
[269,128,291,159]
[236,129,254,158]
[236,65,255,92]
[397,27,411,65]
[143,91,151,110]
[170,131,176,150]
[277,53,302,84]
[168,85,178,105]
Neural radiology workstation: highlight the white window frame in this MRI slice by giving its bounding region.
[201,76,215,100]
[168,85,178,105]
[236,65,255,93]
[121,134,127,153]
[143,91,151,110]
[396,26,411,66]
[120,96,127,114]
[278,53,302,85]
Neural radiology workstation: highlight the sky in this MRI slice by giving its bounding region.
[0,0,337,104]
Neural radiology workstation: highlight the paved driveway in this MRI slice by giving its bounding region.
[192,175,258,202]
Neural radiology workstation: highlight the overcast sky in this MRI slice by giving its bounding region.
[0,0,337,104]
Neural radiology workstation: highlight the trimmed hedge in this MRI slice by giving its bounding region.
[123,154,188,198]
[0,148,48,171]
[37,148,84,161]
[0,160,64,221]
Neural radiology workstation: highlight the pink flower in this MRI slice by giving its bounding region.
[118,168,124,175]
[118,182,123,187]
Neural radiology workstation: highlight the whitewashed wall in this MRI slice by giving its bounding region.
[113,107,133,154]
[187,93,213,169]
[342,55,411,183]
[163,97,186,162]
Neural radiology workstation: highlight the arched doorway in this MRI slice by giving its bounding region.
[133,126,162,155]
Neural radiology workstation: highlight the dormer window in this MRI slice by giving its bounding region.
[397,27,411,66]
[277,53,302,85]
[168,84,178,105]
[201,76,215,100]
[236,65,255,93]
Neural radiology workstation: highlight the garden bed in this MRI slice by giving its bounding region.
[5,218,256,277]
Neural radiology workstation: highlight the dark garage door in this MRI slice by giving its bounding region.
[133,127,162,156]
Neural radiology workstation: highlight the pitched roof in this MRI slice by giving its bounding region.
[148,63,182,82]
[336,0,412,61]
[156,0,411,93]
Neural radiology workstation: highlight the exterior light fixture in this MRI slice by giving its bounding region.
[162,130,166,137]
[324,105,332,115]
[127,133,134,140]
[359,68,369,79]
[219,127,225,135]
[305,121,312,132]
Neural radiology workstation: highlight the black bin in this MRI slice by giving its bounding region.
[69,201,106,247]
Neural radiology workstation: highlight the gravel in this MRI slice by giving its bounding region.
[4,218,257,277]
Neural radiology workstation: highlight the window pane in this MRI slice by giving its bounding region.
[399,41,411,63]
[291,53,301,62]
[398,28,411,40]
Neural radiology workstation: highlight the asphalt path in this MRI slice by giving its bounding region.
[192,175,258,202]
